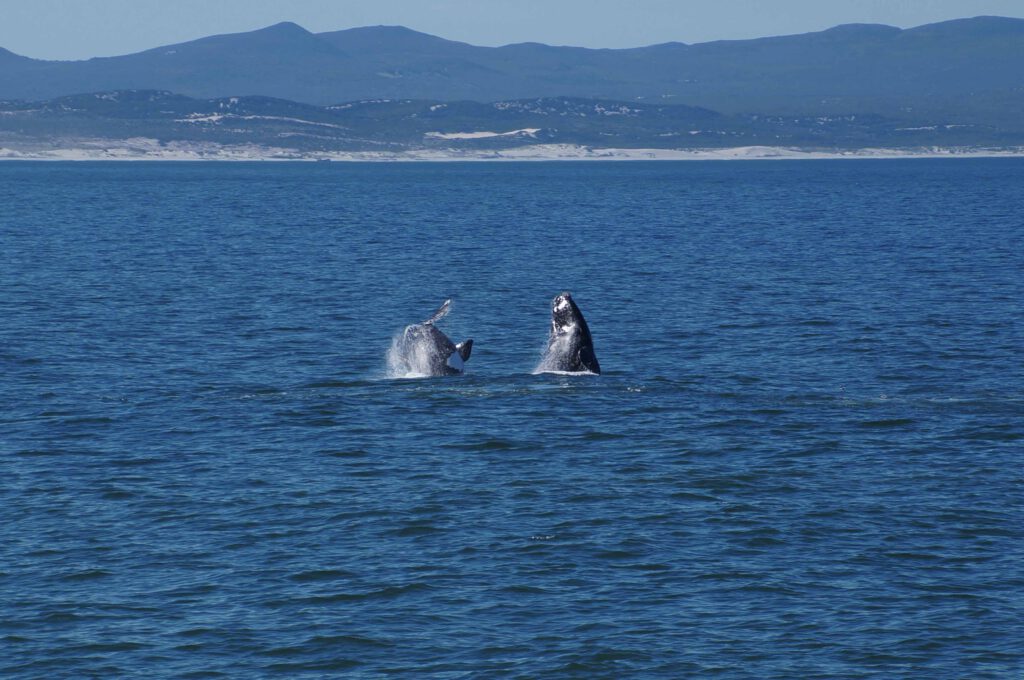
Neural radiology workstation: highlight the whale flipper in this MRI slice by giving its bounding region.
[446,338,473,372]
[423,298,452,325]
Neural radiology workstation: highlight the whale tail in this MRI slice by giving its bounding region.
[423,299,452,325]
[456,339,473,362]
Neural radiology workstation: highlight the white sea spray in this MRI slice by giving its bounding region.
[386,326,439,379]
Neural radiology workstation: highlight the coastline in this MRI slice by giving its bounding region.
[2,138,1023,162]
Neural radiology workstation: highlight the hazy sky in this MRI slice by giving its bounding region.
[3,0,1023,60]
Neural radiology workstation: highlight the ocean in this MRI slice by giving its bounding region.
[2,159,1022,677]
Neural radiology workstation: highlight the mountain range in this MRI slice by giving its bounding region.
[2,17,1023,153]
[3,18,1024,118]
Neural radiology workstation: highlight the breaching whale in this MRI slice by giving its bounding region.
[391,299,473,377]
[538,292,601,374]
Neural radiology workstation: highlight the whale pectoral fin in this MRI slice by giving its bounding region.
[456,339,473,362]
[423,299,452,325]
[578,345,601,375]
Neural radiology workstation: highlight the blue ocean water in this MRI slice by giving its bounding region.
[1,159,1022,678]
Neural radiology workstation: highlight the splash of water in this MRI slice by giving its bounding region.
[386,327,440,379]
[533,332,576,375]
[534,329,600,375]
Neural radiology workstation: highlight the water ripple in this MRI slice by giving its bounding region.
[1,160,1022,678]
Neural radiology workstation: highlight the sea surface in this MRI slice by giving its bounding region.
[1,159,1022,678]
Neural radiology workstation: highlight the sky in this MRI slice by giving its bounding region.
[3,0,1023,60]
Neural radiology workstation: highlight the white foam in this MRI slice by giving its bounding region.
[386,327,448,379]
[534,332,574,374]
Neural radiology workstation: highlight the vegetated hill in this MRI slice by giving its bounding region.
[0,23,359,105]
[2,90,1019,153]
[0,17,1022,126]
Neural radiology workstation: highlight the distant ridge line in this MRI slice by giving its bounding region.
[0,16,1022,130]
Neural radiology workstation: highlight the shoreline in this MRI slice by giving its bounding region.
[2,140,1024,162]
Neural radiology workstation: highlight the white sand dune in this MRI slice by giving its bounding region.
[1,138,1022,162]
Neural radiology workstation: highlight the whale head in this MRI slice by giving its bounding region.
[551,291,583,334]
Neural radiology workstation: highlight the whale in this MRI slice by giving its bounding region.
[538,292,601,374]
[392,299,473,377]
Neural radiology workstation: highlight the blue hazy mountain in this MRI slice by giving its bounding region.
[1,17,1022,126]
